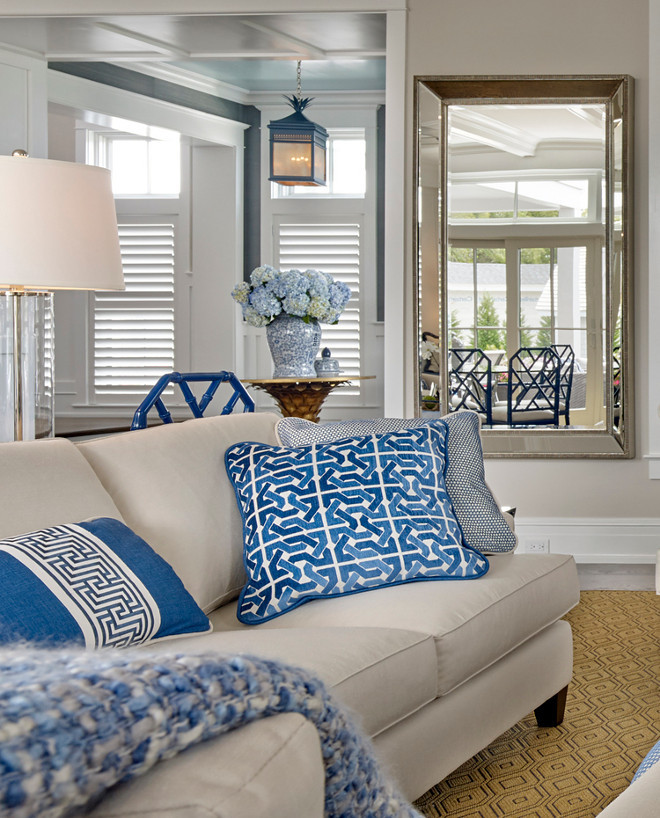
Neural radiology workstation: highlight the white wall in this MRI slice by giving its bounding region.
[0,48,47,157]
[406,0,660,561]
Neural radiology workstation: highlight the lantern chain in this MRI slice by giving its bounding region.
[296,60,302,102]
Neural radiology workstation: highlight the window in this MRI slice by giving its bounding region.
[448,171,600,223]
[271,129,366,198]
[449,241,593,358]
[92,221,175,397]
[89,125,181,196]
[265,110,378,414]
[85,122,183,404]
[275,218,362,384]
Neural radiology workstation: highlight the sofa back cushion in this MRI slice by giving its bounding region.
[0,438,123,538]
[77,413,280,613]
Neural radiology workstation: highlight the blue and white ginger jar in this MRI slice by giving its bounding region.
[266,313,322,378]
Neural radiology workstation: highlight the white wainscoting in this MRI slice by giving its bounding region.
[515,518,660,563]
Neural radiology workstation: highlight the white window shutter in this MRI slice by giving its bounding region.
[275,219,361,382]
[93,223,175,397]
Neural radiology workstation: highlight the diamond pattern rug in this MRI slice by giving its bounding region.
[415,590,660,817]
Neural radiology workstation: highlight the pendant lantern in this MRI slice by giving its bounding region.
[268,61,328,187]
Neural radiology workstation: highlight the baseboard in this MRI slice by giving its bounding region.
[514,517,660,563]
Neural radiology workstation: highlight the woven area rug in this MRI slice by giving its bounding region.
[414,590,660,817]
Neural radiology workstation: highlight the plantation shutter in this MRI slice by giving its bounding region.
[93,222,175,397]
[275,219,361,382]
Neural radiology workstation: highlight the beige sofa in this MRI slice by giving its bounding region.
[0,412,581,816]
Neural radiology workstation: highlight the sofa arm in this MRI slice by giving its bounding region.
[596,763,660,818]
[86,713,325,818]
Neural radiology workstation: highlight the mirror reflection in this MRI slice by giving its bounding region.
[415,76,632,457]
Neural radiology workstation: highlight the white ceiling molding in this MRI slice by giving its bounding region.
[47,68,248,147]
[450,109,539,158]
[0,1,403,13]
[111,61,252,105]
[251,89,385,107]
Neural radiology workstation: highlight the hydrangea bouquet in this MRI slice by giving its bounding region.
[232,266,351,328]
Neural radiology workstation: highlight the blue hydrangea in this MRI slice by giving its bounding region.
[329,281,351,310]
[308,296,332,320]
[249,265,277,287]
[249,287,282,319]
[231,281,251,304]
[305,270,331,298]
[282,293,311,317]
[231,265,351,327]
[242,305,271,327]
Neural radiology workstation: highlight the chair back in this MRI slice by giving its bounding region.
[449,348,493,424]
[551,344,575,424]
[612,346,622,409]
[131,371,255,430]
[507,347,561,426]
[421,331,441,374]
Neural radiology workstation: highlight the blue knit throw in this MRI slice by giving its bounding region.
[0,647,423,818]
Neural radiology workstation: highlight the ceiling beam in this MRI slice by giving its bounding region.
[240,19,327,59]
[450,109,539,158]
[94,22,190,59]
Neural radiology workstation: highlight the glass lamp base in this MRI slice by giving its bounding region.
[0,291,54,442]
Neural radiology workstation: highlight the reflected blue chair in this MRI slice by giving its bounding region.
[491,347,562,427]
[449,348,493,425]
[131,371,254,430]
[551,344,575,425]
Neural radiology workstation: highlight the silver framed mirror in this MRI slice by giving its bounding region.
[414,75,633,457]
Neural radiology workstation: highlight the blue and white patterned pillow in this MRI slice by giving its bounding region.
[0,517,211,648]
[225,420,489,624]
[276,412,517,555]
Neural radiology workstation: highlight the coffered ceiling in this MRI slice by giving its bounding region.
[0,12,387,94]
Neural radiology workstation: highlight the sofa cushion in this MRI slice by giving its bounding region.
[212,552,579,696]
[225,421,489,624]
[150,625,438,738]
[77,413,281,613]
[87,713,325,818]
[0,517,211,648]
[276,411,517,554]
[0,438,123,539]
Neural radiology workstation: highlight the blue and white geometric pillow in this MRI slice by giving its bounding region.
[0,517,211,648]
[276,411,517,555]
[226,420,489,625]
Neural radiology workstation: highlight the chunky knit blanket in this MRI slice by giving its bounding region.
[0,647,423,818]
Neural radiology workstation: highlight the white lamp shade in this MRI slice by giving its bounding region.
[0,155,124,291]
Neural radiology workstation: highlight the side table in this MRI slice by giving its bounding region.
[244,376,374,422]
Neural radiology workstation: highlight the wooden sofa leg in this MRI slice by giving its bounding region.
[534,685,568,727]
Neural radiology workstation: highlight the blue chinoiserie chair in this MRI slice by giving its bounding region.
[131,371,254,430]
[448,348,493,425]
[491,347,562,427]
[612,345,622,421]
[551,344,575,426]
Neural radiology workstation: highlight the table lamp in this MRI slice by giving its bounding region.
[0,153,124,442]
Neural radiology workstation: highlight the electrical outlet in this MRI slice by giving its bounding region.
[525,538,549,554]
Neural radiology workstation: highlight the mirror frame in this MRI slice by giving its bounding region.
[413,75,634,458]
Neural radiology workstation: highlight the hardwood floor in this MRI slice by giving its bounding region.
[577,562,656,591]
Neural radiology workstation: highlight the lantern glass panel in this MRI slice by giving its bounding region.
[272,141,313,182]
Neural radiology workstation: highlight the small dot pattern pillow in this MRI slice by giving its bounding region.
[276,411,517,555]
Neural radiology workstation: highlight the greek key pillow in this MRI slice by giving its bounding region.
[276,411,517,555]
[0,517,211,648]
[225,420,489,624]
